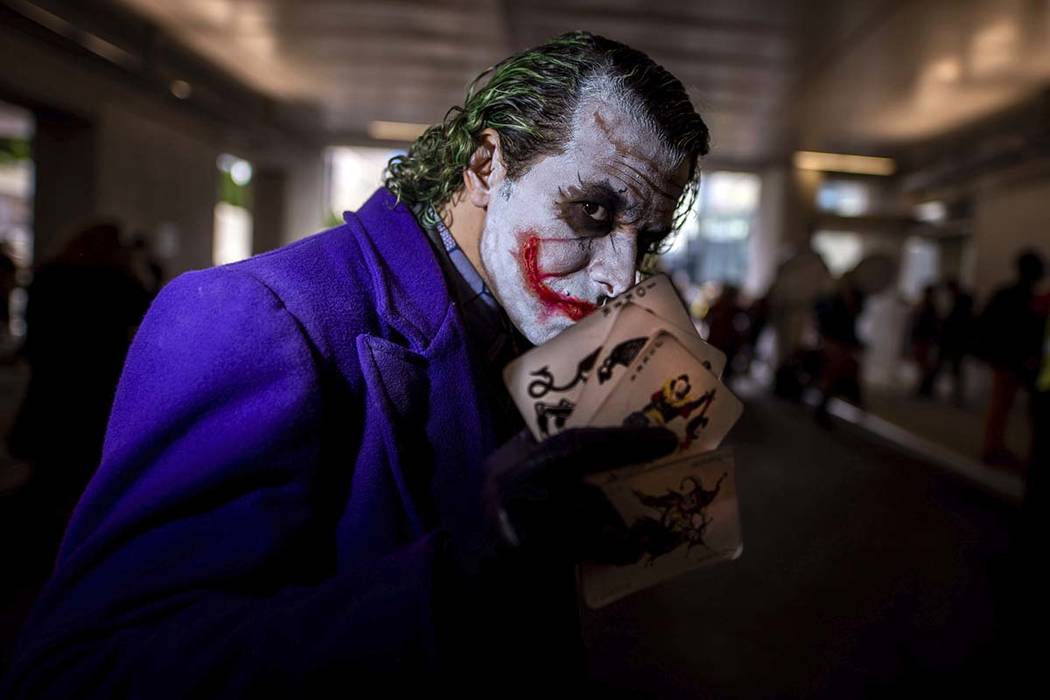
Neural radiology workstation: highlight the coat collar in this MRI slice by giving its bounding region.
[345,188,455,352]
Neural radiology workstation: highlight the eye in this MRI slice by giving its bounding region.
[580,202,609,222]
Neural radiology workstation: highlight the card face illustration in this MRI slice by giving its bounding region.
[578,332,743,456]
[564,304,727,429]
[503,303,624,439]
[502,274,696,440]
[581,447,742,609]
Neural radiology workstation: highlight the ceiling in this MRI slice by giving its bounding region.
[110,0,1050,165]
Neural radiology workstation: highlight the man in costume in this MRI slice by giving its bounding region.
[4,32,709,695]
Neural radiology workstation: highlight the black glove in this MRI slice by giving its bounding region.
[433,425,677,682]
[477,425,678,567]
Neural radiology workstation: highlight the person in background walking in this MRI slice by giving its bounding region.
[910,284,941,398]
[977,249,1046,469]
[936,278,974,403]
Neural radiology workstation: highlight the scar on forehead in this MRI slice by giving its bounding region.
[607,159,678,202]
[592,111,687,197]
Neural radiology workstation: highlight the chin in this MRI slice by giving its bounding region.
[504,293,581,345]
[527,317,575,345]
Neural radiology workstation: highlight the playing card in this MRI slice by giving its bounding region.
[580,331,743,456]
[503,303,625,439]
[580,447,742,608]
[563,303,726,429]
[503,274,697,440]
[597,273,697,335]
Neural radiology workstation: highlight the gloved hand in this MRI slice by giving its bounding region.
[478,425,678,567]
[432,426,676,681]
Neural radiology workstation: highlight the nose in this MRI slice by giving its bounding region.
[588,233,638,298]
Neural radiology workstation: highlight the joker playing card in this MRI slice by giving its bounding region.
[576,331,742,455]
[564,303,727,429]
[503,274,702,440]
[581,447,742,608]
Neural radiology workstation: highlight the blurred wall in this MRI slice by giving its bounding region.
[95,107,217,273]
[972,175,1050,301]
[252,166,286,255]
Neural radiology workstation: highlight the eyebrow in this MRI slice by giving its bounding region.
[568,176,648,217]
[563,178,623,205]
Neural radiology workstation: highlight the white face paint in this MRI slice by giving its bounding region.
[479,98,690,345]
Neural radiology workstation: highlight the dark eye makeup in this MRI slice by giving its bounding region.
[556,182,623,235]
[556,180,672,256]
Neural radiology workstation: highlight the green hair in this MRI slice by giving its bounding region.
[384,31,710,257]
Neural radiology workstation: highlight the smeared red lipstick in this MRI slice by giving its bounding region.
[520,234,597,321]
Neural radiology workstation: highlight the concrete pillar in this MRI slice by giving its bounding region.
[252,167,286,255]
[787,166,823,253]
[747,166,786,298]
[283,149,327,244]
[31,110,97,263]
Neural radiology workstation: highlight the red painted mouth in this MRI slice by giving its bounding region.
[520,234,597,322]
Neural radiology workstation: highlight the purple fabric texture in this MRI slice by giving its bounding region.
[3,189,500,696]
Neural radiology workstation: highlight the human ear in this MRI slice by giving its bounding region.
[463,128,504,209]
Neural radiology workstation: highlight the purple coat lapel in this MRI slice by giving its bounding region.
[337,189,498,562]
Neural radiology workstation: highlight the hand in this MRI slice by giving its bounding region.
[432,426,676,678]
[480,426,678,565]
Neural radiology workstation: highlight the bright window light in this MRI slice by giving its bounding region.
[213,201,252,265]
[327,146,403,218]
[817,180,872,217]
[812,230,864,277]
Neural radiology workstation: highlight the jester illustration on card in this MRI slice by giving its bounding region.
[624,374,718,450]
[628,472,728,565]
[576,332,742,456]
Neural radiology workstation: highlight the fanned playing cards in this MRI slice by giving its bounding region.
[503,274,744,607]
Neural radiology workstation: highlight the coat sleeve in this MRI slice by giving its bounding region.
[2,267,446,698]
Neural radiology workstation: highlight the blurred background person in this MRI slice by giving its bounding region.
[1028,289,1050,470]
[813,281,865,424]
[768,251,833,403]
[936,278,975,403]
[128,233,165,298]
[909,284,941,398]
[6,220,152,534]
[704,283,747,381]
[0,246,15,351]
[975,249,1046,469]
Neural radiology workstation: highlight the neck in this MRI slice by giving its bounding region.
[440,190,492,288]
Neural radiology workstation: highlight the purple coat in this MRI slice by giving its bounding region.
[3,189,509,696]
